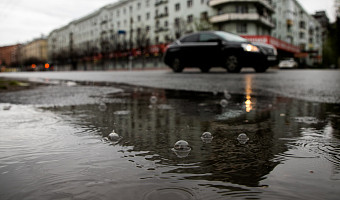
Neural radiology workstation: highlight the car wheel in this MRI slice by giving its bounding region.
[171,58,184,73]
[200,67,211,73]
[225,55,241,73]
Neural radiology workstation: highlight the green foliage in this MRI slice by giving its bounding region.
[322,22,339,67]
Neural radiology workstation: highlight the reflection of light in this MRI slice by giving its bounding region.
[245,98,252,113]
[245,76,253,112]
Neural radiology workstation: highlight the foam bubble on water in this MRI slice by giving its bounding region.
[171,140,191,158]
[201,132,213,143]
[220,99,228,107]
[98,102,107,112]
[237,133,249,144]
[150,96,158,104]
[224,90,231,100]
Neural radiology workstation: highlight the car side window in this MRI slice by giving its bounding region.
[199,33,220,42]
[180,34,199,43]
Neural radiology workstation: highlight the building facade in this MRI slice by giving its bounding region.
[20,38,48,65]
[0,44,20,67]
[47,0,322,68]
[271,0,322,66]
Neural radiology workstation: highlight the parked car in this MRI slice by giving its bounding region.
[279,58,298,69]
[163,31,278,73]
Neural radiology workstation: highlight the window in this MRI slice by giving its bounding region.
[201,12,208,20]
[146,0,150,7]
[117,10,120,17]
[146,26,150,31]
[187,15,193,23]
[138,15,141,22]
[236,5,248,13]
[299,21,306,29]
[180,34,199,43]
[164,21,168,27]
[237,23,247,33]
[199,33,219,42]
[146,12,150,20]
[137,2,141,9]
[299,32,305,39]
[175,3,180,11]
[187,0,193,8]
[174,18,180,26]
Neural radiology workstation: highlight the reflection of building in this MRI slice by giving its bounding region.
[0,44,20,67]
[19,38,48,66]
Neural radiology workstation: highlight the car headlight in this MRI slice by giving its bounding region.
[241,44,260,52]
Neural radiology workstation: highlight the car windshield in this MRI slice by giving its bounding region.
[215,31,248,42]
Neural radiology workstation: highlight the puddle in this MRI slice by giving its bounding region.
[0,84,340,200]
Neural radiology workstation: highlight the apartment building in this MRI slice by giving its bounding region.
[271,0,322,65]
[20,38,48,65]
[0,44,20,67]
[47,0,322,67]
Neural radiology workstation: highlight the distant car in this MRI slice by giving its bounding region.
[164,31,278,73]
[279,58,298,69]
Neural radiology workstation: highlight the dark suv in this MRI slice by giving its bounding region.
[164,31,278,73]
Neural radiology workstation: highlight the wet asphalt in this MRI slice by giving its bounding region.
[1,68,339,104]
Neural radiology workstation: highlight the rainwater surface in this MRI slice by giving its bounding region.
[0,83,340,200]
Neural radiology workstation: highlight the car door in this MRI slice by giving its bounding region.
[179,33,199,66]
[197,33,222,66]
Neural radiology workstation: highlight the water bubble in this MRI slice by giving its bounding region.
[171,140,191,158]
[220,99,228,107]
[224,90,231,100]
[108,131,121,141]
[212,91,218,96]
[150,96,158,104]
[201,132,213,143]
[98,102,107,112]
[237,133,249,144]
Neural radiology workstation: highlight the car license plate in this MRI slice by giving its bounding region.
[267,56,276,61]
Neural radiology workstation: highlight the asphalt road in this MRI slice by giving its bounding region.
[1,68,340,103]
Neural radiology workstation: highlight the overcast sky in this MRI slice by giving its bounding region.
[0,0,336,46]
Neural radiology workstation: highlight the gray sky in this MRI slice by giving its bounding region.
[0,0,336,46]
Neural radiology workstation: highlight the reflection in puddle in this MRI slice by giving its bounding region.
[245,75,253,113]
[1,85,340,200]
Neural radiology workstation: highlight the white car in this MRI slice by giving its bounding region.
[279,58,298,69]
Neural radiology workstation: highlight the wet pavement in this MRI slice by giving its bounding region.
[1,69,340,103]
[0,80,339,200]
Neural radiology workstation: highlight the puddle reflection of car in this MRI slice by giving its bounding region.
[164,31,278,73]
[279,58,298,69]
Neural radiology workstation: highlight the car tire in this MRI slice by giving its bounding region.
[225,55,241,73]
[171,58,184,73]
[200,67,211,73]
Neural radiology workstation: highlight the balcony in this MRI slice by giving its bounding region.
[209,0,274,12]
[155,0,168,6]
[154,13,169,19]
[155,27,169,33]
[210,13,274,28]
